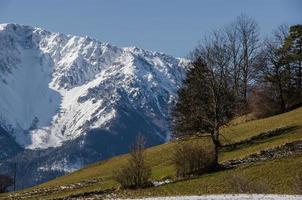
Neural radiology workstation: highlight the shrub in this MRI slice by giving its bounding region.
[294,170,302,194]
[172,141,215,178]
[0,174,14,193]
[113,135,151,189]
[227,173,268,193]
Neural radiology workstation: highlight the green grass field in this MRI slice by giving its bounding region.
[1,107,302,199]
[118,155,302,198]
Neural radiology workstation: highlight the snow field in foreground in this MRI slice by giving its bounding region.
[117,194,302,200]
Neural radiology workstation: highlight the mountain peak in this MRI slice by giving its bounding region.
[0,23,187,150]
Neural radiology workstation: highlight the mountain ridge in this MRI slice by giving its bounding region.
[0,23,187,188]
[0,23,187,149]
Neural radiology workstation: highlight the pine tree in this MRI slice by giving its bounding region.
[284,25,302,102]
[172,57,236,167]
[255,24,302,116]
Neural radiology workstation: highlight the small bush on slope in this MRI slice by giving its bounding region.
[294,169,302,194]
[114,135,151,189]
[227,173,268,193]
[172,141,215,178]
[0,174,14,193]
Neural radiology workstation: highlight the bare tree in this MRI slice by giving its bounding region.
[114,134,151,189]
[225,22,242,99]
[235,14,260,107]
[195,15,260,114]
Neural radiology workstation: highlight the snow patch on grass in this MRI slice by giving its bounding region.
[118,194,302,200]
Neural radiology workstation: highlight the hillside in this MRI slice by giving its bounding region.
[2,107,302,199]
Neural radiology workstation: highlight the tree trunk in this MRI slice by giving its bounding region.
[242,40,249,110]
[278,82,286,113]
[276,66,286,113]
[243,56,249,109]
[299,60,302,103]
[298,60,302,90]
[243,72,248,107]
[213,141,219,167]
[211,127,221,168]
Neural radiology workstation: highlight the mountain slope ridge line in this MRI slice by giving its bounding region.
[0,23,187,188]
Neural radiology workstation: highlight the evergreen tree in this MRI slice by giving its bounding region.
[255,24,302,116]
[284,25,302,104]
[172,56,236,167]
[260,25,290,113]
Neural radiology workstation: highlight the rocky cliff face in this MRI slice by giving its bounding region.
[0,23,187,188]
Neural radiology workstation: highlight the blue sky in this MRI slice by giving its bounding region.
[0,0,301,57]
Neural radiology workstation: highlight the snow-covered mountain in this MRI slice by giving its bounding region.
[0,23,186,188]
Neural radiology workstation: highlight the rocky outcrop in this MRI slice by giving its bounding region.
[223,140,302,169]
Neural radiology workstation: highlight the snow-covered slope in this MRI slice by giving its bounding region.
[0,23,186,150]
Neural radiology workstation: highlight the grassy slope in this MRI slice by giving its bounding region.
[2,107,302,199]
[120,155,302,198]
